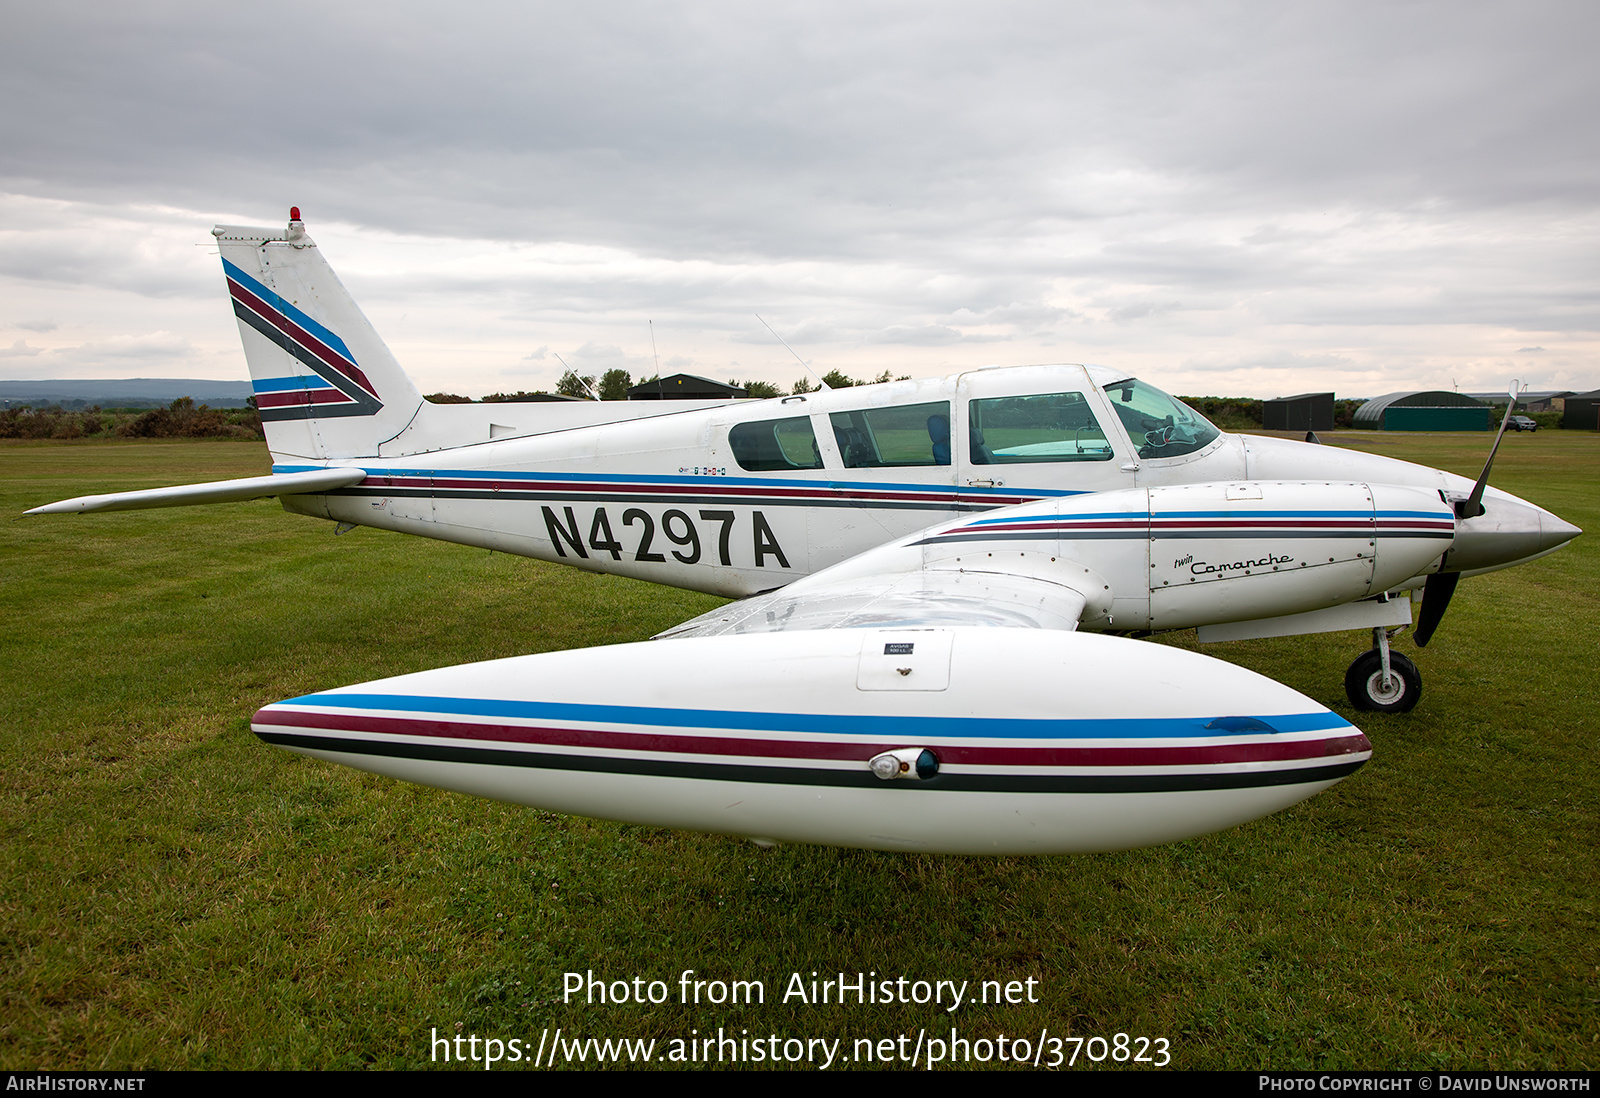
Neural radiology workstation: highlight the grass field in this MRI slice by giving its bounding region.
[2,434,1595,1070]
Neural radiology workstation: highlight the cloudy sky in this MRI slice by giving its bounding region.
[2,1,1596,399]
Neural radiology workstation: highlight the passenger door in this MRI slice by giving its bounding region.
[957,366,1136,510]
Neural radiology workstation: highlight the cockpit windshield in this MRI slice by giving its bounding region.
[1102,378,1220,459]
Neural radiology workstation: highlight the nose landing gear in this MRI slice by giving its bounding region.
[1345,626,1421,713]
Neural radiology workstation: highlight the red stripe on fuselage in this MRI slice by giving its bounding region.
[1150,520,1371,530]
[254,706,1370,767]
[362,475,978,505]
[961,520,1145,533]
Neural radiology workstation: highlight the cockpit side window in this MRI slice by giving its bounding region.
[968,392,1114,465]
[729,416,825,472]
[1102,379,1220,459]
[829,401,952,468]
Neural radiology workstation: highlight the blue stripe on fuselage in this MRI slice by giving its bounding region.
[274,692,1351,739]
[270,463,1083,500]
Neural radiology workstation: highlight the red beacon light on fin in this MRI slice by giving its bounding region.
[289,207,302,222]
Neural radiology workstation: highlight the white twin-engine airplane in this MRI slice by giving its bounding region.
[30,211,1581,854]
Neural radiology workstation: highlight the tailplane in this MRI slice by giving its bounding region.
[213,209,422,459]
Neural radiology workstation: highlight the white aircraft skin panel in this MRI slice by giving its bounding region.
[1243,433,1456,491]
[267,748,1357,855]
[250,630,1368,854]
[285,449,1045,597]
[381,399,746,455]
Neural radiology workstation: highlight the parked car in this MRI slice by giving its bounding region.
[1508,415,1538,432]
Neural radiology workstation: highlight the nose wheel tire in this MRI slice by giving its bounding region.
[1344,650,1422,713]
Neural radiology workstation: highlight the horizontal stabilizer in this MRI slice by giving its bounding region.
[25,468,366,515]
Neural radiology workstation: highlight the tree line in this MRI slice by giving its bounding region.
[427,368,912,404]
[0,397,263,440]
[0,388,1412,440]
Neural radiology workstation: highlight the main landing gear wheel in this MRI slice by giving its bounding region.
[1344,650,1422,713]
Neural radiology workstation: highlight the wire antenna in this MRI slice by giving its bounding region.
[554,352,599,401]
[754,313,829,390]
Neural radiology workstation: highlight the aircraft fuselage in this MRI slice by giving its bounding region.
[279,365,1567,634]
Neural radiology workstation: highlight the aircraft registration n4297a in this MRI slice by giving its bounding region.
[27,210,1581,854]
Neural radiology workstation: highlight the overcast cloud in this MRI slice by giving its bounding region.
[2,1,1596,397]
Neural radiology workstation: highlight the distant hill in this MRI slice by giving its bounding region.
[0,378,254,409]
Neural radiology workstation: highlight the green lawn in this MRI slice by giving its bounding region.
[1,433,1595,1070]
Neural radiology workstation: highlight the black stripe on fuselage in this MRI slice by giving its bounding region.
[257,730,1364,793]
[919,528,1452,545]
[333,485,997,512]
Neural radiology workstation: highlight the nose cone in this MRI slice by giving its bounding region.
[1448,487,1582,573]
[1540,510,1583,554]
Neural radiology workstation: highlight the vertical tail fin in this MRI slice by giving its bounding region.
[213,210,422,460]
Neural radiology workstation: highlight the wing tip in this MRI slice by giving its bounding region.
[24,498,93,515]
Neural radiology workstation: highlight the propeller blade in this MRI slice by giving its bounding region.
[1414,570,1460,647]
[1458,381,1521,519]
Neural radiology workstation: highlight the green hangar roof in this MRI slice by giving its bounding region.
[1353,391,1489,431]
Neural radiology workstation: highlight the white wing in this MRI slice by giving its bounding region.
[658,569,1092,636]
[658,500,1114,638]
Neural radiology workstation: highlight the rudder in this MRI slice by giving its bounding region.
[213,209,422,460]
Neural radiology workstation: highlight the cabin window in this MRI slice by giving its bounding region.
[968,392,1114,464]
[829,401,952,468]
[1102,379,1220,459]
[729,416,825,471]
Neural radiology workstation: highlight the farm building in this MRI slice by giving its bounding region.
[628,374,747,400]
[1353,391,1490,431]
[1561,390,1600,430]
[1263,392,1334,432]
[1467,390,1573,415]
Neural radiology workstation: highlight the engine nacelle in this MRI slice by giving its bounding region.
[1142,481,1453,629]
[909,481,1453,631]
